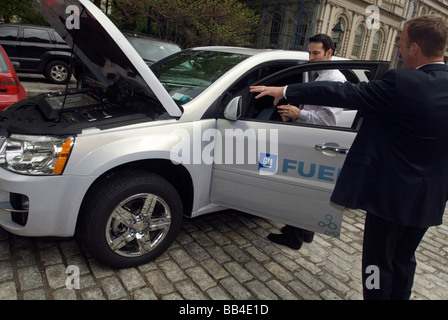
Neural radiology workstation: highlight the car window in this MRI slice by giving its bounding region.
[23,28,51,43]
[126,37,180,64]
[218,63,301,119]
[241,67,370,130]
[241,70,305,122]
[0,26,19,41]
[53,31,67,45]
[0,51,11,73]
[151,50,250,105]
[340,69,360,84]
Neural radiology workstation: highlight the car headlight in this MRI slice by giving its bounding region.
[0,135,74,175]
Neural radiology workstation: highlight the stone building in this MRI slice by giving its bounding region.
[246,0,448,65]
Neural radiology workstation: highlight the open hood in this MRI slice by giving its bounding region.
[32,0,182,117]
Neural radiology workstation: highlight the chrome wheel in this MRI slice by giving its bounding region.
[45,60,71,84]
[50,64,68,82]
[105,193,171,257]
[78,171,183,268]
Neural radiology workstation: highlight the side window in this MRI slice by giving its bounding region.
[242,67,372,130]
[242,71,304,121]
[0,26,19,41]
[23,28,51,44]
[53,31,67,45]
[218,63,300,119]
[340,69,359,84]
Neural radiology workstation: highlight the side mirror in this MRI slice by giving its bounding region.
[223,96,242,121]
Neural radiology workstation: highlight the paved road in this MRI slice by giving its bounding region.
[0,75,447,302]
[17,73,78,97]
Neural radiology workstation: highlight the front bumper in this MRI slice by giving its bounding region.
[0,168,95,237]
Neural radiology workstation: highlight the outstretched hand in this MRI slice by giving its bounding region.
[250,86,286,106]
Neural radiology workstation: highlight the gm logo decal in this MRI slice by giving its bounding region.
[258,153,278,175]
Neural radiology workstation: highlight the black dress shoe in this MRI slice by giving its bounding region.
[267,233,302,250]
[281,226,315,243]
[303,230,314,243]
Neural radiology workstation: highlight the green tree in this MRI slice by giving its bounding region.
[0,0,47,24]
[111,0,260,48]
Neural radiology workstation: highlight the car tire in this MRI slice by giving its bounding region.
[44,60,71,84]
[77,170,183,268]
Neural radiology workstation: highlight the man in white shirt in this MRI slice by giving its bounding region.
[268,34,347,250]
[277,35,347,125]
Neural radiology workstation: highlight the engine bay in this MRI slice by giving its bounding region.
[39,91,112,121]
[0,83,171,137]
[0,0,182,138]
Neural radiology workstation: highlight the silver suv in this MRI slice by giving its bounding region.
[0,0,389,268]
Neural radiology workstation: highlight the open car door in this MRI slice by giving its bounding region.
[210,60,390,238]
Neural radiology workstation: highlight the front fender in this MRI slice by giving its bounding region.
[65,127,182,176]
[63,120,217,213]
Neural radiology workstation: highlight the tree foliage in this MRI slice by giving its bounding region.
[110,0,260,48]
[0,0,260,48]
[0,0,47,24]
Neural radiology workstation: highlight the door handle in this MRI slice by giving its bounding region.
[314,142,349,155]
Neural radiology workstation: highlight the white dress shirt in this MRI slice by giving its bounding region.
[292,69,347,126]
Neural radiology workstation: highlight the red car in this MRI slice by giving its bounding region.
[0,45,26,110]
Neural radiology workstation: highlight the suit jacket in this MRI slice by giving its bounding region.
[285,64,448,228]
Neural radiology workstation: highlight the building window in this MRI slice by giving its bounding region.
[351,25,365,58]
[370,31,383,60]
[270,13,282,46]
[294,13,309,49]
[407,1,416,20]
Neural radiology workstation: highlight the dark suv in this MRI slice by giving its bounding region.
[0,24,74,84]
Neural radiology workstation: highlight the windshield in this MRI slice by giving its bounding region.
[151,50,249,105]
[126,37,181,64]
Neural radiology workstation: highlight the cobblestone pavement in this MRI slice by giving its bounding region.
[0,208,447,301]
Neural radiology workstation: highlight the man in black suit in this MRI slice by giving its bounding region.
[250,15,448,300]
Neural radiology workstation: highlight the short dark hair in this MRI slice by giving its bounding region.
[309,34,335,54]
[404,15,448,58]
